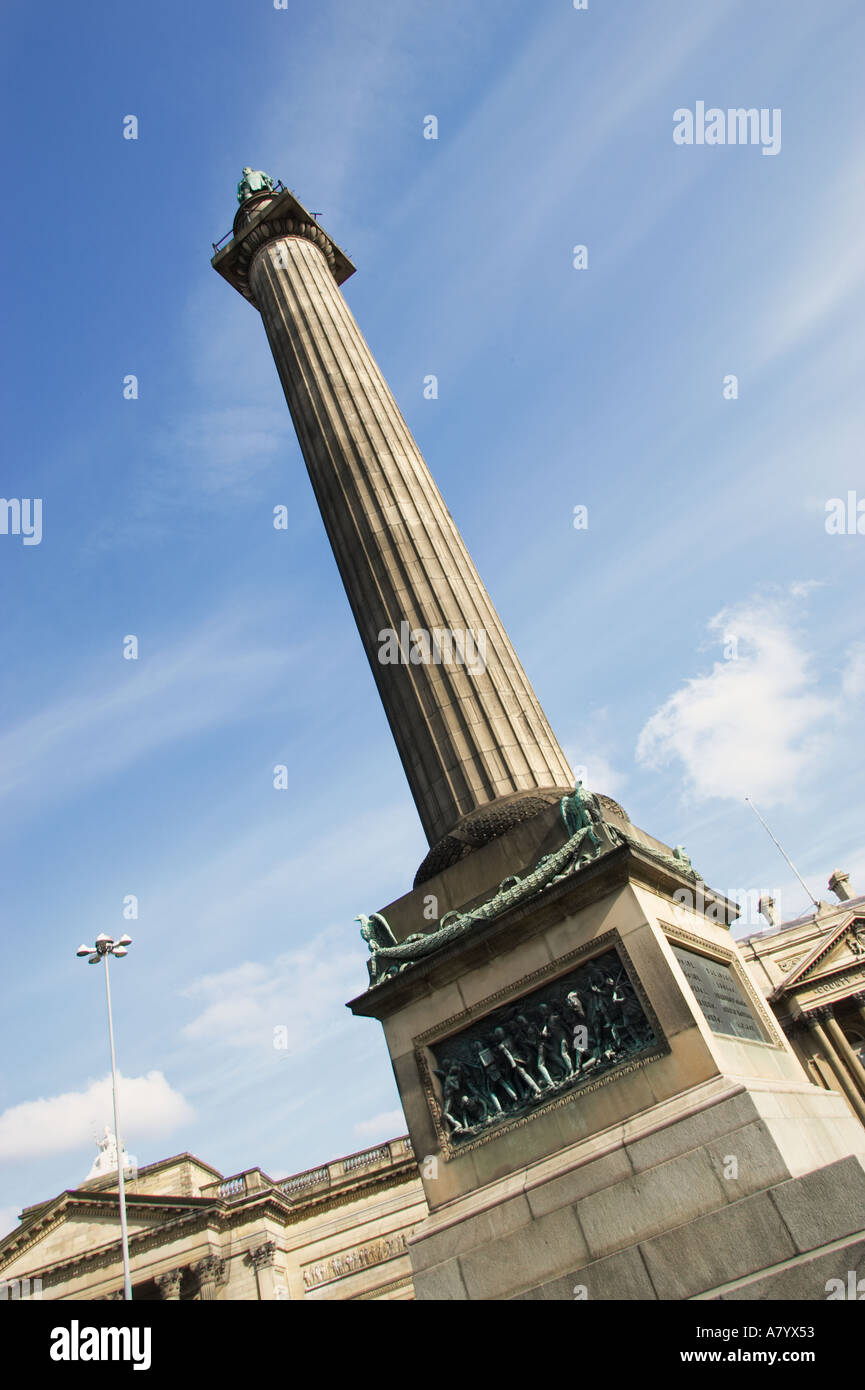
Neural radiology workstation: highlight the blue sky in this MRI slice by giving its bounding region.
[1,0,864,1233]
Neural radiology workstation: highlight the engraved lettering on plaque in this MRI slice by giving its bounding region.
[670,945,766,1042]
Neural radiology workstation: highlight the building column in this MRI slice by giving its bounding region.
[247,1241,288,1300]
[193,1256,226,1301]
[154,1269,183,1301]
[852,991,865,1036]
[805,1010,865,1124]
[824,1009,865,1097]
[781,1018,825,1089]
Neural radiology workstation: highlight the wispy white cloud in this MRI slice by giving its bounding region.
[181,926,364,1055]
[0,1072,192,1163]
[752,144,865,370]
[152,406,293,500]
[636,588,859,804]
[842,645,865,700]
[564,730,628,800]
[353,1110,405,1142]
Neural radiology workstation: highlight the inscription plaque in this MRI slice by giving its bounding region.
[671,944,766,1042]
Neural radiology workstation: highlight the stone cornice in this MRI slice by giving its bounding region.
[8,1164,420,1288]
[212,189,355,303]
[352,1272,414,1301]
[350,839,724,1021]
[0,1191,212,1272]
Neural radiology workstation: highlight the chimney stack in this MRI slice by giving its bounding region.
[758,894,778,927]
[828,870,854,903]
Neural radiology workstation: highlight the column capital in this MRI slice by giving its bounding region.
[213,188,355,304]
[806,1005,834,1025]
[193,1255,226,1300]
[247,1240,277,1271]
[155,1268,183,1300]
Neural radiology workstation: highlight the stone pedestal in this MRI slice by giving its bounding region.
[349,799,865,1300]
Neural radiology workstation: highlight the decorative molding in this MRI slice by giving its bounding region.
[361,808,624,988]
[0,1195,209,1276]
[193,1255,226,1294]
[302,1231,410,1291]
[776,916,865,991]
[806,1006,834,1025]
[414,929,629,1045]
[247,1241,278,1271]
[778,953,809,973]
[352,1273,414,1301]
[793,962,865,1006]
[239,219,338,302]
[155,1268,183,1300]
[7,1160,420,1288]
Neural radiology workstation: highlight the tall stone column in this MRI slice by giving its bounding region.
[213,190,573,866]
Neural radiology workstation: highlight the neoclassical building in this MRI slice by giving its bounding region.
[0,1136,426,1301]
[740,870,865,1126]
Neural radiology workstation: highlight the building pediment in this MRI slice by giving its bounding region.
[773,916,865,999]
[0,1191,205,1281]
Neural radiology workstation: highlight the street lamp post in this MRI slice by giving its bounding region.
[76,933,133,1300]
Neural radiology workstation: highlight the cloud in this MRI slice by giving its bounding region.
[753,143,865,370]
[353,1111,405,1143]
[636,590,849,805]
[151,405,294,503]
[842,645,865,700]
[0,1072,193,1162]
[565,746,627,800]
[181,927,365,1055]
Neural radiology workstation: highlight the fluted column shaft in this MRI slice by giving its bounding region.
[247,233,572,845]
[806,1014,865,1124]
